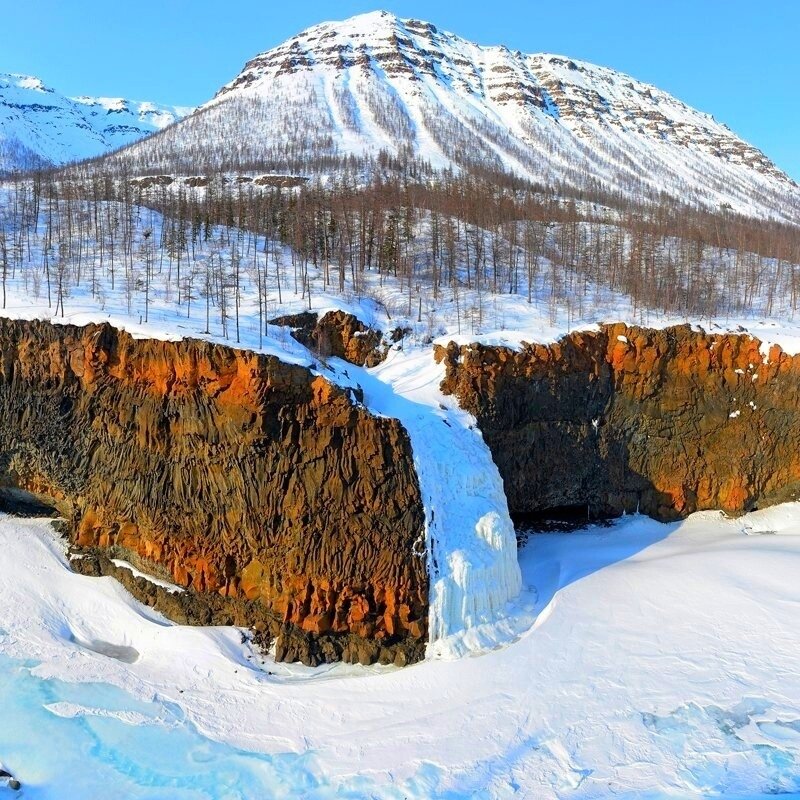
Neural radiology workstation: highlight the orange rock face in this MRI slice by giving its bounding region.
[436,324,800,521]
[271,310,387,367]
[0,318,427,663]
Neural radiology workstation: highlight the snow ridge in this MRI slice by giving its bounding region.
[0,73,191,171]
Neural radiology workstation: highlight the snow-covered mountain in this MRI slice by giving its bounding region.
[102,11,799,221]
[0,73,192,171]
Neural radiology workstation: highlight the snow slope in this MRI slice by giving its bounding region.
[3,506,800,798]
[107,11,800,221]
[0,73,192,171]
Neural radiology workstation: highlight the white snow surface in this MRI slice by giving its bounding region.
[110,559,186,594]
[3,507,800,797]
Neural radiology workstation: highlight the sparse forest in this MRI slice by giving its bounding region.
[1,166,799,348]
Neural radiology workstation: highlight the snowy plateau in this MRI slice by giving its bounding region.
[1,9,800,800]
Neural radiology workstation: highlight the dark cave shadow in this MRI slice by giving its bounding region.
[0,487,58,518]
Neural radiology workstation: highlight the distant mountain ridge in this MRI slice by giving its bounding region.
[97,10,798,222]
[0,73,192,171]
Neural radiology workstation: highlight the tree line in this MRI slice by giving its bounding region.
[1,169,799,347]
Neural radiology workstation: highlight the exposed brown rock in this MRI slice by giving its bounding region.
[69,547,416,667]
[0,318,426,664]
[271,310,388,367]
[128,175,175,189]
[252,175,309,188]
[436,323,800,521]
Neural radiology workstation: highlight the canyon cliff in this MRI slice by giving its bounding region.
[5,316,800,666]
[0,318,427,666]
[436,323,800,521]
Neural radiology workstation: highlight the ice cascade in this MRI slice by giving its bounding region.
[363,347,523,659]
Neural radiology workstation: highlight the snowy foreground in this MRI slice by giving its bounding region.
[2,508,800,798]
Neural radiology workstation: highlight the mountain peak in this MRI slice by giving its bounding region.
[282,10,409,52]
[320,9,401,28]
[94,13,798,220]
[0,74,192,172]
[0,73,52,93]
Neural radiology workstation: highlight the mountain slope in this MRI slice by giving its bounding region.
[0,73,192,171]
[100,11,799,221]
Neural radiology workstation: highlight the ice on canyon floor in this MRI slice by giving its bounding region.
[3,508,800,797]
[0,657,329,800]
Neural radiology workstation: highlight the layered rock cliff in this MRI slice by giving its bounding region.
[7,315,800,666]
[0,318,426,665]
[436,323,800,521]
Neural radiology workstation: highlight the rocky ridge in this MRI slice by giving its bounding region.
[7,314,800,665]
[270,309,394,367]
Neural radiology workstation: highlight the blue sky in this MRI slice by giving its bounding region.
[3,0,798,179]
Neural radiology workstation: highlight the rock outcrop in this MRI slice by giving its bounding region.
[0,318,426,665]
[270,310,388,367]
[436,323,800,521]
